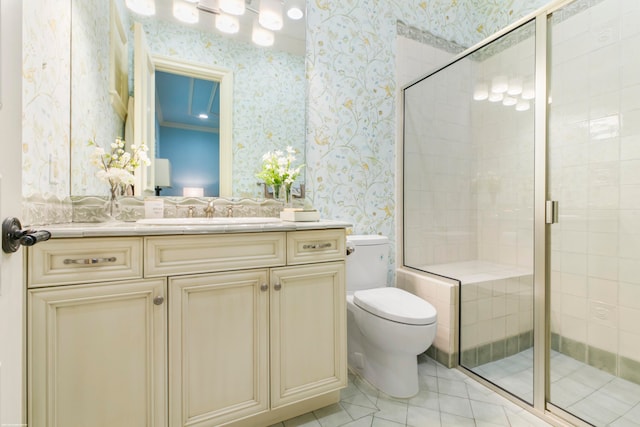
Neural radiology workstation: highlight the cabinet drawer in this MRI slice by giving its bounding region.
[27,237,143,288]
[145,232,286,277]
[286,229,346,265]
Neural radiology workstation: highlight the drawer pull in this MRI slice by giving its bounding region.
[274,283,282,291]
[302,242,332,250]
[63,257,117,265]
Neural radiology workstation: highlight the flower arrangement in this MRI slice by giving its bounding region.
[256,146,304,203]
[89,138,150,216]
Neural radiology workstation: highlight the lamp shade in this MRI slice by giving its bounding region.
[155,158,172,187]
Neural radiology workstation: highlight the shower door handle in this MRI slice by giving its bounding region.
[546,201,558,224]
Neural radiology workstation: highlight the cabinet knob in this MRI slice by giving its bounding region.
[260,283,268,292]
[153,295,165,305]
[274,283,282,291]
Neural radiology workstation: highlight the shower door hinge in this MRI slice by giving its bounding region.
[546,200,559,224]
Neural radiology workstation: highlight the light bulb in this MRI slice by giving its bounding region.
[253,22,274,46]
[215,13,239,34]
[219,0,245,15]
[259,0,283,31]
[173,1,198,24]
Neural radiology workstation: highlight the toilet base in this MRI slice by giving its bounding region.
[357,340,420,398]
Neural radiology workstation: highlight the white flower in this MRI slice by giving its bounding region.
[256,145,304,189]
[89,138,150,194]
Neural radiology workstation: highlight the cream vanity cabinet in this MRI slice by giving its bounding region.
[27,228,347,427]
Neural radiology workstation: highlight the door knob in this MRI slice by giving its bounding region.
[2,217,51,254]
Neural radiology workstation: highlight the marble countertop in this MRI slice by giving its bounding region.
[37,219,352,238]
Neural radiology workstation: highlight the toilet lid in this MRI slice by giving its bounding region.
[353,287,437,326]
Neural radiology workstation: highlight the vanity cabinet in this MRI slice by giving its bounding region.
[28,278,167,427]
[27,228,347,427]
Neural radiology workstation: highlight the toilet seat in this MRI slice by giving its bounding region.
[353,287,437,326]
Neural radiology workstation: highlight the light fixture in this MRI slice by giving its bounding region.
[198,113,209,119]
[473,82,489,101]
[259,0,283,31]
[125,0,155,15]
[173,1,198,24]
[252,21,274,46]
[154,158,172,196]
[215,13,240,34]
[219,0,245,15]
[491,75,508,94]
[286,0,304,20]
[183,187,204,197]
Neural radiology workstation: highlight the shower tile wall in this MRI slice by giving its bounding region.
[549,0,640,380]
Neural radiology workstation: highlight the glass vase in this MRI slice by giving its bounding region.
[104,185,121,220]
[281,183,293,208]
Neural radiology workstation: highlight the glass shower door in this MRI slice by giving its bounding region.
[403,20,537,403]
[547,0,640,424]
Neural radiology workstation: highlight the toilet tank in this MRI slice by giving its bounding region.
[346,235,389,292]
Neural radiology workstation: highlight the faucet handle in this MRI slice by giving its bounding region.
[226,205,233,217]
[187,206,195,218]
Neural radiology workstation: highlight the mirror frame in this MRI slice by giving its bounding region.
[152,55,234,197]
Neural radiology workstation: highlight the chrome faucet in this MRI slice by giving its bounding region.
[204,199,215,218]
[226,205,234,218]
[187,206,195,218]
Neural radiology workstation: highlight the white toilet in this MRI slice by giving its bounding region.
[346,235,437,398]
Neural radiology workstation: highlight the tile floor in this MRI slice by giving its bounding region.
[272,354,552,427]
[474,349,640,427]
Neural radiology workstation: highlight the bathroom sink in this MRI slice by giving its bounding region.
[136,217,282,226]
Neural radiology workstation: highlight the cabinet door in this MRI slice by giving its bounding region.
[169,270,269,427]
[270,262,347,408]
[28,279,167,427]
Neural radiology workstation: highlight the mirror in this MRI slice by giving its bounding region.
[70,0,306,198]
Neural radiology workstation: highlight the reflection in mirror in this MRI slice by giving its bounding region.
[70,0,306,198]
[155,70,221,197]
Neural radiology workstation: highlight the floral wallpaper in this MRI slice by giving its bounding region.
[305,0,551,271]
[22,0,71,204]
[22,0,552,224]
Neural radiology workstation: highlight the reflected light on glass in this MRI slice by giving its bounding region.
[198,113,209,119]
[473,82,489,101]
[522,80,535,100]
[173,1,198,24]
[219,0,245,15]
[252,23,275,46]
[507,77,523,96]
[491,75,508,94]
[126,0,155,15]
[503,96,517,106]
[215,13,240,34]
[259,0,283,31]
[516,100,530,111]
[488,92,504,103]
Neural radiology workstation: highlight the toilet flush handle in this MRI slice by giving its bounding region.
[346,245,355,256]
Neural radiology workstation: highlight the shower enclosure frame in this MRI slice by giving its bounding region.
[399,0,613,425]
